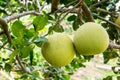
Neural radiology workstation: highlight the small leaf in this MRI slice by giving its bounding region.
[53,24,64,32]
[32,71,39,77]
[33,14,48,31]
[67,15,76,21]
[10,49,19,63]
[103,76,112,80]
[72,17,80,30]
[34,36,47,47]
[4,63,12,72]
[21,46,32,58]
[11,21,26,37]
[24,28,35,39]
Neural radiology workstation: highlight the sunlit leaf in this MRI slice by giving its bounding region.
[11,20,26,37]
[33,14,48,31]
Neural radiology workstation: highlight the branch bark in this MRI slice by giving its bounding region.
[91,0,107,7]
[109,42,120,49]
[51,0,60,13]
[93,13,120,30]
[97,8,117,18]
[82,2,95,22]
[0,18,11,43]
[5,11,40,23]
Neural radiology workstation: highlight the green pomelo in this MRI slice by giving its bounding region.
[73,22,109,55]
[41,33,75,67]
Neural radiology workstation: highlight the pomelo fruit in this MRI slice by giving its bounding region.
[73,22,109,55]
[41,33,75,67]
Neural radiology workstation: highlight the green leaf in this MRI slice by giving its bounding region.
[24,28,35,40]
[34,36,47,47]
[30,50,33,65]
[103,50,119,64]
[72,17,80,30]
[53,24,64,32]
[117,76,120,80]
[67,15,76,21]
[4,63,12,72]
[33,14,48,31]
[11,21,26,37]
[21,46,33,58]
[32,71,39,77]
[12,37,28,47]
[10,49,19,63]
[103,76,112,80]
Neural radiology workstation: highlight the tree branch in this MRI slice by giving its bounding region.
[93,13,120,30]
[91,0,107,7]
[5,11,40,23]
[109,42,120,49]
[15,55,31,74]
[51,0,60,13]
[82,2,95,22]
[0,18,11,43]
[57,8,78,13]
[97,8,117,18]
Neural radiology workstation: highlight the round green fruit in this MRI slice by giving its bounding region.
[41,33,75,67]
[73,22,109,55]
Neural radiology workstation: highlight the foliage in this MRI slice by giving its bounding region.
[0,0,120,80]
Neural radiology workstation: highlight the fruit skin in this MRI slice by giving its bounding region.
[73,22,109,55]
[115,14,120,26]
[41,33,75,67]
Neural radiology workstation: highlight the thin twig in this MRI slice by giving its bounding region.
[109,42,120,49]
[91,0,108,7]
[16,55,31,74]
[40,0,46,13]
[97,8,117,18]
[5,0,13,15]
[44,0,83,36]
[13,46,31,74]
[0,42,8,49]
[93,13,120,30]
[54,0,78,13]
[59,0,83,23]
[57,8,78,13]
[78,6,84,24]
[35,0,41,12]
[5,11,40,23]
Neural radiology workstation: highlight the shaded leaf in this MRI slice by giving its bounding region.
[21,46,33,58]
[67,15,76,21]
[5,63,12,72]
[30,50,33,65]
[103,76,112,80]
[24,28,35,40]
[53,24,64,32]
[72,17,80,30]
